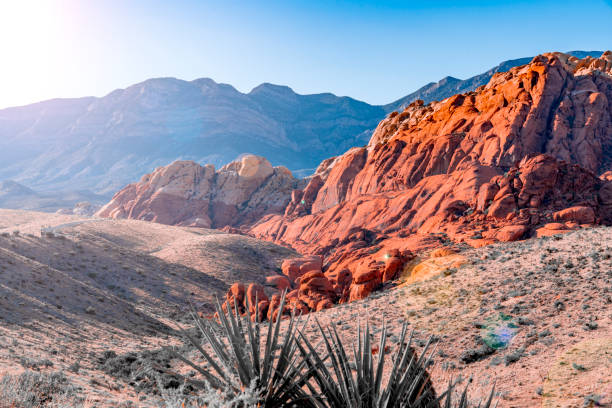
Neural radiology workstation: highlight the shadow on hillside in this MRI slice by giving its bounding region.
[0,233,229,336]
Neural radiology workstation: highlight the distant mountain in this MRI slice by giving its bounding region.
[384,50,604,111]
[0,79,384,194]
[0,51,602,199]
[0,180,105,213]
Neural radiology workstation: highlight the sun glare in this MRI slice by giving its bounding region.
[0,1,68,107]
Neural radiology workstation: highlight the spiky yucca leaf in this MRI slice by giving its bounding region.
[296,320,496,408]
[170,292,319,408]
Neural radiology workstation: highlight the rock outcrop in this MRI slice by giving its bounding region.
[246,52,612,315]
[96,155,301,228]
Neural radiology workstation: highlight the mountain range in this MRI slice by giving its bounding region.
[0,50,603,203]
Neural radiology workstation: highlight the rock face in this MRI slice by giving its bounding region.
[247,52,612,314]
[96,155,300,228]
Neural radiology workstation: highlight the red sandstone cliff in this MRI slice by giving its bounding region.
[98,52,612,320]
[242,52,612,319]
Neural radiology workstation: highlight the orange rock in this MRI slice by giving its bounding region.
[430,248,456,257]
[536,222,574,237]
[300,276,334,293]
[281,259,302,282]
[349,280,380,302]
[488,194,517,219]
[382,256,403,282]
[477,182,500,212]
[217,53,612,321]
[225,283,246,314]
[246,283,268,314]
[265,275,292,291]
[315,299,334,311]
[496,225,529,242]
[352,261,382,284]
[281,255,323,282]
[553,206,595,224]
[298,270,325,284]
[251,300,269,322]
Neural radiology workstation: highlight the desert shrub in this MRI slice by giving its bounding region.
[0,371,84,408]
[298,321,496,407]
[296,321,439,407]
[166,295,496,408]
[169,293,318,407]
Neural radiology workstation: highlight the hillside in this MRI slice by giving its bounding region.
[0,209,296,405]
[0,180,106,213]
[296,226,612,407]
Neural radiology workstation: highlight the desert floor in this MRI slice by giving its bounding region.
[0,210,610,407]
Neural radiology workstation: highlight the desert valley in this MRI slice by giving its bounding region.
[0,3,611,406]
[0,50,610,407]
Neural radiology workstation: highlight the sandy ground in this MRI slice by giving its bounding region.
[0,209,296,406]
[292,226,612,407]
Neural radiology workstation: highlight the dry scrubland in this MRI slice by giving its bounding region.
[0,209,296,406]
[0,210,610,406]
[301,226,612,407]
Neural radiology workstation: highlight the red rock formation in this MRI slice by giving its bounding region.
[265,275,292,292]
[249,52,612,310]
[96,155,301,228]
[133,52,612,321]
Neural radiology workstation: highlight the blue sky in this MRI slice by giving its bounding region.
[0,0,611,108]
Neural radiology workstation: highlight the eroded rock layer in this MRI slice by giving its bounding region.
[96,155,301,228]
[243,52,612,319]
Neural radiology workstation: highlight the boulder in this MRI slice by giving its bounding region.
[382,256,403,283]
[246,283,268,315]
[281,255,323,282]
[224,283,246,315]
[349,280,380,302]
[496,225,529,242]
[352,261,382,284]
[430,248,457,258]
[536,223,574,237]
[265,275,292,292]
[553,206,595,224]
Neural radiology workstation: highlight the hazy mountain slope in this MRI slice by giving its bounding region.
[0,180,106,213]
[0,79,384,194]
[385,50,603,111]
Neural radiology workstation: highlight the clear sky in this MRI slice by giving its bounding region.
[0,0,611,109]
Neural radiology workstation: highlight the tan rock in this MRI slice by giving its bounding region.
[97,155,298,228]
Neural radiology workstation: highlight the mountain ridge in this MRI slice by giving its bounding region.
[0,50,603,202]
[384,50,603,111]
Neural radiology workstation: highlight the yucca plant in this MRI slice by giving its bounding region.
[164,294,496,407]
[296,320,438,407]
[296,320,496,408]
[169,293,319,407]
[436,380,497,408]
